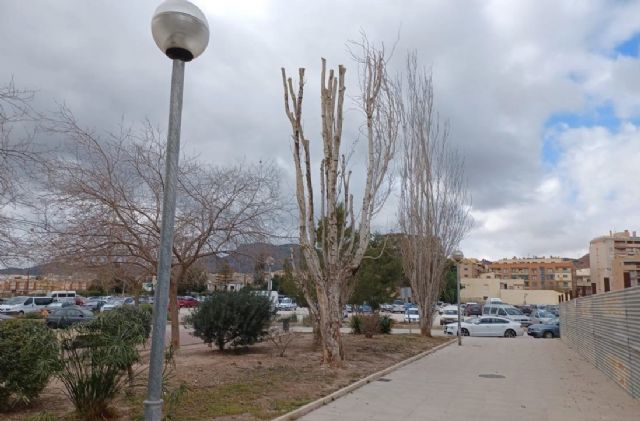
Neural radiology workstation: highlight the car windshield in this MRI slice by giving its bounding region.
[505,308,523,315]
[538,311,553,317]
[408,309,418,314]
[4,297,27,305]
[444,310,457,315]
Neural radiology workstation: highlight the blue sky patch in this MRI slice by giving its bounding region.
[544,103,619,132]
[542,103,619,165]
[614,32,640,58]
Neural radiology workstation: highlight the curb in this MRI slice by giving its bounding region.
[271,338,456,421]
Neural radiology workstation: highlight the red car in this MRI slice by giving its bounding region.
[177,296,199,308]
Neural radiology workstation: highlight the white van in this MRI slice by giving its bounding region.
[49,290,77,304]
[482,303,532,326]
[0,296,55,314]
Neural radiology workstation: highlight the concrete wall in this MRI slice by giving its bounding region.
[460,276,562,305]
[499,289,562,305]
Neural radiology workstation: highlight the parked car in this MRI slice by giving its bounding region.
[82,297,108,311]
[344,304,353,313]
[515,305,533,315]
[177,296,199,308]
[527,319,560,338]
[101,297,135,312]
[47,301,76,311]
[392,300,405,313]
[464,303,482,317]
[48,290,77,304]
[439,305,460,325]
[46,306,95,328]
[0,313,14,321]
[444,316,524,338]
[547,305,560,317]
[138,295,155,305]
[404,307,419,322]
[357,304,373,314]
[0,296,54,315]
[276,297,297,311]
[482,303,532,326]
[530,310,557,325]
[379,303,393,312]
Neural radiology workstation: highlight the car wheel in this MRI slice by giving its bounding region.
[504,329,516,338]
[543,331,554,339]
[461,328,470,336]
[19,311,24,315]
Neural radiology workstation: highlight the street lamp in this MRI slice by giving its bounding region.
[145,2,209,420]
[451,249,464,346]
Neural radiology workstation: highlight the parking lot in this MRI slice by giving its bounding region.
[301,334,640,421]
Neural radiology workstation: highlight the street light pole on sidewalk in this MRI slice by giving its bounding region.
[452,250,464,346]
[145,1,209,420]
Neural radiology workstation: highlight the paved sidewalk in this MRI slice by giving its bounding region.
[302,336,640,421]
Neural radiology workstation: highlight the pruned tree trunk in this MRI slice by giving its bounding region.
[396,53,472,337]
[281,36,398,366]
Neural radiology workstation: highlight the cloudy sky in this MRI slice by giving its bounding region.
[1,0,639,261]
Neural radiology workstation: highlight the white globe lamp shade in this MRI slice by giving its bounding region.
[151,0,209,61]
[452,250,464,263]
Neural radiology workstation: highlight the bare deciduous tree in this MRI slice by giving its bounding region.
[281,39,398,365]
[397,53,472,336]
[41,109,282,347]
[0,81,42,264]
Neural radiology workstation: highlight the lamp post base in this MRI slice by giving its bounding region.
[143,399,163,421]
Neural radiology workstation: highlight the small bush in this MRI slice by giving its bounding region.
[0,319,59,410]
[378,315,394,334]
[184,290,274,350]
[56,306,151,419]
[20,312,44,320]
[361,315,380,338]
[350,315,363,334]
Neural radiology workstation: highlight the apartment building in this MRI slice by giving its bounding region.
[458,258,489,279]
[590,230,640,294]
[489,257,574,292]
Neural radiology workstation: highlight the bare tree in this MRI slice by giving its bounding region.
[397,53,472,336]
[281,38,398,365]
[40,109,282,347]
[0,81,42,264]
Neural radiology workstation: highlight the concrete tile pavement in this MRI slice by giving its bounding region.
[301,335,640,421]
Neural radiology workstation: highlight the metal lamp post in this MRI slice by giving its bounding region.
[145,1,209,420]
[451,250,464,346]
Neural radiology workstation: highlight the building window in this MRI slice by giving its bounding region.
[604,277,610,292]
[624,272,631,288]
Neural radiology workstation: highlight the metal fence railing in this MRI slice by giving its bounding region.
[560,285,640,399]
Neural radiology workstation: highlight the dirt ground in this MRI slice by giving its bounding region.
[5,333,449,421]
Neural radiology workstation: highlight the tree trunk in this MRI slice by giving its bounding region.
[419,310,433,337]
[318,285,344,365]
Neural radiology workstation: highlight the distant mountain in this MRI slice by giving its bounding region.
[202,242,301,273]
[574,253,590,269]
[0,243,301,276]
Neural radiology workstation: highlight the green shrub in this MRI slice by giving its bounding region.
[361,315,380,338]
[184,290,274,350]
[0,319,59,410]
[378,315,394,334]
[20,312,44,320]
[56,306,150,420]
[350,315,363,334]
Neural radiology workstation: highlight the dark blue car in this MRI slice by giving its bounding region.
[527,318,560,338]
